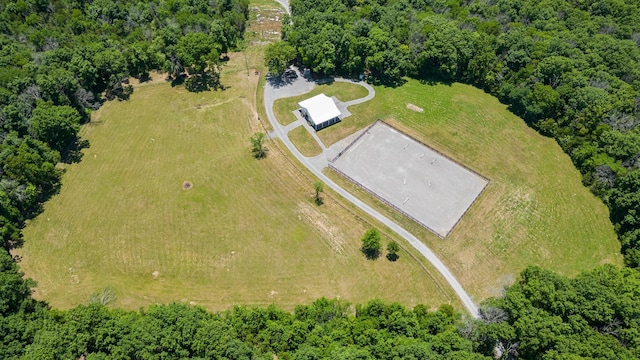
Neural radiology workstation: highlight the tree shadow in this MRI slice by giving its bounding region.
[362,248,380,260]
[386,253,399,262]
[367,76,407,88]
[266,75,297,89]
[105,82,133,101]
[313,77,335,85]
[2,222,23,252]
[253,151,267,159]
[136,73,152,83]
[252,146,268,159]
[61,139,90,164]
[170,74,187,87]
[185,73,224,92]
[415,75,454,87]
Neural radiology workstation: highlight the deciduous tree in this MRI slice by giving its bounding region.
[250,132,267,159]
[361,228,381,260]
[386,241,399,261]
[177,32,223,91]
[264,41,297,76]
[28,102,81,153]
[313,181,323,205]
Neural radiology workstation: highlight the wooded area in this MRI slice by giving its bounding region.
[274,0,640,268]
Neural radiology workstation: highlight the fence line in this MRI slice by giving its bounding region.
[327,163,446,239]
[329,119,381,163]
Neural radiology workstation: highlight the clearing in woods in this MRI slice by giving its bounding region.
[15,2,452,311]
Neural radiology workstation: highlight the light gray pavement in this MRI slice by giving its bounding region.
[331,122,488,238]
[263,65,480,317]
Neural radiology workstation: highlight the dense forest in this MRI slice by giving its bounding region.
[268,0,640,268]
[2,0,640,358]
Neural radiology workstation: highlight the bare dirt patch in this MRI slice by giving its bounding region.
[247,5,284,45]
[297,202,346,253]
[406,103,424,113]
[182,181,193,190]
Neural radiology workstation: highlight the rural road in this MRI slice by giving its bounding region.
[274,0,290,15]
[263,69,480,317]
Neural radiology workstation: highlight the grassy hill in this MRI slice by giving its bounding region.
[15,0,622,310]
[15,3,452,311]
[321,79,622,299]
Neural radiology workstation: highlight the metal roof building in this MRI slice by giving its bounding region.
[298,94,342,131]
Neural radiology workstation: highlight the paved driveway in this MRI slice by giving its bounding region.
[262,66,480,317]
[262,2,479,316]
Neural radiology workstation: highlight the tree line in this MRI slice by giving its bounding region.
[268,0,640,267]
[0,0,249,254]
[3,247,640,359]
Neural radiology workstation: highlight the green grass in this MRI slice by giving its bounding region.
[273,81,369,126]
[288,126,323,157]
[16,44,450,311]
[319,79,622,299]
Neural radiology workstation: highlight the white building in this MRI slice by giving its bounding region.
[298,94,342,131]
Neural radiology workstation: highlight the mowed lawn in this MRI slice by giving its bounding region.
[273,81,368,126]
[321,79,622,299]
[16,55,451,311]
[288,126,323,157]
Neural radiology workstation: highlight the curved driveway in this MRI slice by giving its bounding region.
[263,71,480,317]
[339,79,375,106]
[274,0,290,15]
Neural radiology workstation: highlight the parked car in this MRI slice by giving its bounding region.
[284,69,298,78]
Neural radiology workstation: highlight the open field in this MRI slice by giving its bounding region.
[273,81,369,126]
[322,79,622,299]
[288,125,323,157]
[15,3,451,311]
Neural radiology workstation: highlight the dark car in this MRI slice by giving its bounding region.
[284,69,298,78]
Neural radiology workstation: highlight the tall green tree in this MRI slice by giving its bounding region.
[177,32,223,91]
[264,41,297,76]
[0,251,36,316]
[471,265,640,359]
[386,241,399,261]
[361,228,381,260]
[28,102,81,153]
[177,32,222,75]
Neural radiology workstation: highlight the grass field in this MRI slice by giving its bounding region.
[273,81,369,127]
[288,126,323,157]
[321,80,622,299]
[15,3,452,312]
[14,0,622,311]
